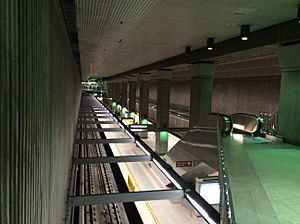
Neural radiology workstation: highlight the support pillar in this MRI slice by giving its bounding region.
[121,81,128,107]
[114,82,121,103]
[277,44,300,146]
[155,70,171,155]
[102,80,108,97]
[108,81,113,99]
[139,74,150,138]
[128,77,137,111]
[189,63,216,128]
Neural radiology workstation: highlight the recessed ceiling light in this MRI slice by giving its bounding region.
[240,25,250,41]
[297,5,300,23]
[207,38,214,51]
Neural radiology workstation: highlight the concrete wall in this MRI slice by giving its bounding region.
[149,82,157,101]
[170,81,191,107]
[0,1,81,224]
[212,55,281,115]
[211,76,281,115]
[148,81,190,107]
[123,57,281,125]
[167,56,280,116]
[278,73,300,145]
[277,44,300,146]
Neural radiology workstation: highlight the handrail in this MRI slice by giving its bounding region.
[216,115,236,224]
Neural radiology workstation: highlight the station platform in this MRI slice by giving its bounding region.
[102,124,206,224]
[71,94,220,224]
[223,134,300,224]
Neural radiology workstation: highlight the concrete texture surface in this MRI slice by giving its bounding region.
[0,1,81,223]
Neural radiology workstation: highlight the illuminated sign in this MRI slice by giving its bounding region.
[121,118,134,126]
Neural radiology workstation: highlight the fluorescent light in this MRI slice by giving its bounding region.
[240,25,250,41]
[199,182,220,205]
[298,5,300,23]
[153,158,182,190]
[136,141,151,156]
[232,123,245,130]
[232,133,244,143]
[186,194,217,224]
[131,129,146,132]
[125,130,134,139]
[207,38,214,51]
[130,125,147,129]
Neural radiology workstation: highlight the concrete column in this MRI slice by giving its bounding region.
[114,81,121,103]
[121,81,128,107]
[139,74,150,138]
[277,43,300,146]
[102,80,108,97]
[155,70,172,155]
[189,63,216,128]
[128,77,137,111]
[108,81,113,98]
[139,75,150,122]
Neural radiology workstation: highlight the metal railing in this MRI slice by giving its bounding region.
[258,112,278,136]
[217,116,236,224]
[101,97,220,224]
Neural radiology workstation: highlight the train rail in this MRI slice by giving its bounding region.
[73,117,129,224]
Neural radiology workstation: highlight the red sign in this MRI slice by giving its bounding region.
[176,161,193,167]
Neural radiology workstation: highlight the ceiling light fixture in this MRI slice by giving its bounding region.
[185,46,191,63]
[207,38,214,51]
[297,5,300,23]
[240,25,250,41]
[185,46,191,55]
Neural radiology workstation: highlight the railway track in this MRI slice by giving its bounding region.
[75,118,129,224]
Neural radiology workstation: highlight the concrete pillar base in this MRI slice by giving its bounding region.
[155,131,169,155]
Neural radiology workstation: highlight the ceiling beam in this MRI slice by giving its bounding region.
[59,0,82,74]
[75,138,135,144]
[76,128,124,132]
[68,189,184,206]
[73,155,152,164]
[77,120,117,124]
[78,115,113,119]
[106,19,300,80]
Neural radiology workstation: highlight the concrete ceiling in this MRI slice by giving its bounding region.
[75,0,300,79]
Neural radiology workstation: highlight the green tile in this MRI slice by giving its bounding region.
[223,135,300,223]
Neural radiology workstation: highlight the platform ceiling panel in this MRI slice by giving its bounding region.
[75,0,299,79]
[76,0,161,79]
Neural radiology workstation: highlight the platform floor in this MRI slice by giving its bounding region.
[223,134,300,224]
[101,123,206,224]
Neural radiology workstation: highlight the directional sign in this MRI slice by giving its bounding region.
[176,161,193,168]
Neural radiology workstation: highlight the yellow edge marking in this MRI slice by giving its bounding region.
[112,141,160,224]
[125,164,160,224]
